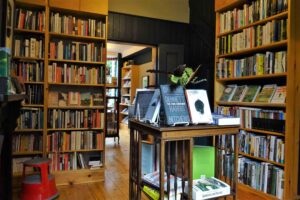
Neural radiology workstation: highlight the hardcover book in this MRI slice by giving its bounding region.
[48,91,58,106]
[219,85,237,102]
[80,92,91,106]
[144,89,161,124]
[230,85,248,102]
[241,85,261,102]
[185,89,213,124]
[133,89,155,121]
[212,114,240,125]
[160,85,190,126]
[255,84,277,103]
[58,92,67,106]
[270,86,286,103]
[68,92,80,105]
[92,93,103,106]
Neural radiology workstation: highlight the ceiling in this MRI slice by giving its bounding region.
[107,42,148,58]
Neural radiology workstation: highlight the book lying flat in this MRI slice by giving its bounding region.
[212,114,240,125]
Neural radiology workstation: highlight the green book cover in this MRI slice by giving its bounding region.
[0,48,11,77]
[242,85,261,102]
[193,146,215,180]
[219,85,237,102]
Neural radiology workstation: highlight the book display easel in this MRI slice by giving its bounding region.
[12,0,108,186]
[214,0,300,198]
[119,63,138,127]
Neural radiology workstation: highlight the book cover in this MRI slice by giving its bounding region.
[58,92,67,106]
[143,171,182,191]
[144,89,161,124]
[92,93,103,106]
[193,146,215,180]
[48,91,58,106]
[133,89,155,121]
[230,85,248,102]
[68,92,80,106]
[192,177,230,200]
[255,84,277,103]
[160,85,190,126]
[241,85,261,102]
[270,86,286,103]
[0,48,10,77]
[185,89,213,124]
[219,85,237,102]
[80,92,91,106]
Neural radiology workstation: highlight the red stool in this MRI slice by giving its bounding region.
[21,158,59,200]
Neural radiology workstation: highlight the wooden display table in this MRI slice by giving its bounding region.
[128,119,239,200]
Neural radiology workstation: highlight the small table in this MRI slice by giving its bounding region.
[128,119,239,200]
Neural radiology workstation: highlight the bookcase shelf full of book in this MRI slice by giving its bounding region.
[48,59,105,65]
[48,83,105,87]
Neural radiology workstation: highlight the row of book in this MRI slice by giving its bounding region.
[12,134,42,153]
[49,40,106,62]
[220,84,286,103]
[216,149,234,179]
[48,91,104,107]
[14,37,44,58]
[48,63,105,84]
[50,12,106,38]
[238,156,284,198]
[15,8,45,31]
[216,51,287,78]
[47,109,104,129]
[239,130,284,163]
[218,0,288,34]
[24,84,44,105]
[217,19,287,55]
[17,108,44,129]
[13,61,44,82]
[240,107,285,133]
[217,135,235,152]
[47,131,103,151]
[48,152,102,171]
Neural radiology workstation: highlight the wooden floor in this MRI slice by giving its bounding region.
[13,127,267,200]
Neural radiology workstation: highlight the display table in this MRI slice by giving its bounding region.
[0,94,26,200]
[128,119,239,200]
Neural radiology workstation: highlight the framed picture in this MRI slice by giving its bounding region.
[142,76,149,88]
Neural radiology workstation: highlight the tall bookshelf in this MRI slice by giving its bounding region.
[119,63,138,126]
[12,0,108,186]
[214,0,300,199]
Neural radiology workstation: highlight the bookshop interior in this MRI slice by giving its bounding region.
[0,0,300,199]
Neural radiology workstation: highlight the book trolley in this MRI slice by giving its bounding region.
[128,119,239,200]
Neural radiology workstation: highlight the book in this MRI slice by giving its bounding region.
[160,85,190,126]
[193,146,215,180]
[92,93,103,106]
[143,171,182,191]
[0,48,10,77]
[58,92,67,106]
[68,92,80,105]
[212,114,240,125]
[80,92,91,106]
[185,89,213,124]
[241,85,261,102]
[230,85,248,102]
[255,84,277,103]
[271,86,286,103]
[192,177,230,200]
[144,89,161,124]
[133,89,155,121]
[143,185,181,200]
[219,85,237,102]
[48,91,58,106]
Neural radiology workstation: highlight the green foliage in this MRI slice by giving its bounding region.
[170,67,193,86]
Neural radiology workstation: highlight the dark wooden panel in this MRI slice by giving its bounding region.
[0,0,7,46]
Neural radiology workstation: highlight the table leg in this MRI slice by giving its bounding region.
[233,133,238,200]
[159,140,165,200]
[129,128,134,200]
[188,139,193,199]
[137,130,142,200]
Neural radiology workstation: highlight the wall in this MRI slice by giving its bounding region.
[108,0,189,23]
[137,48,156,88]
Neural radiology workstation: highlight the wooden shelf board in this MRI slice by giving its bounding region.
[215,0,247,12]
[13,56,45,61]
[122,94,130,97]
[47,128,103,131]
[0,94,26,102]
[241,128,285,137]
[217,11,288,37]
[217,40,287,58]
[48,106,104,109]
[14,129,43,132]
[14,28,45,34]
[239,152,285,167]
[48,149,103,153]
[120,112,128,115]
[13,151,43,156]
[106,84,118,88]
[24,81,44,84]
[48,82,104,87]
[238,183,279,200]
[49,32,105,41]
[48,59,105,65]
[122,77,131,80]
[22,104,44,108]
[217,73,287,82]
[217,101,286,108]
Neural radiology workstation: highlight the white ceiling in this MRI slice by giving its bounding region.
[107,42,148,58]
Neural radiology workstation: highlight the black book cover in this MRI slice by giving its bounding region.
[159,85,190,126]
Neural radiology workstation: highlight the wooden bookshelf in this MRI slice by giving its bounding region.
[214,0,300,198]
[12,0,108,186]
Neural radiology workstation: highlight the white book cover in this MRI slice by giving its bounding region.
[185,89,213,124]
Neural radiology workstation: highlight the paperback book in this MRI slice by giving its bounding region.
[185,89,213,124]
[271,86,286,103]
[255,84,277,103]
[160,85,190,126]
[144,89,161,124]
[80,92,91,106]
[133,89,155,121]
[212,114,240,125]
[219,85,237,102]
[230,85,247,102]
[241,85,261,102]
